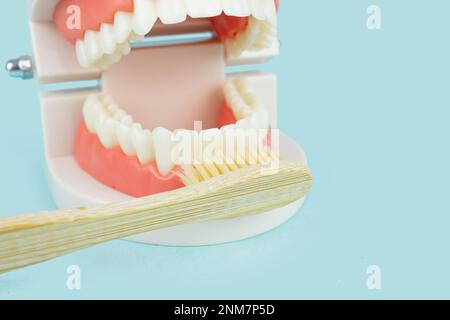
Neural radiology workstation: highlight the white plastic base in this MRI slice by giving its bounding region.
[46,132,308,246]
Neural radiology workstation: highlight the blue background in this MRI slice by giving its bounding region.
[0,1,449,299]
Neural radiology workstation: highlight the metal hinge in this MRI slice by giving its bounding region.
[5,56,34,80]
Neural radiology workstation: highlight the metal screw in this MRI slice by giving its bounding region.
[5,56,34,80]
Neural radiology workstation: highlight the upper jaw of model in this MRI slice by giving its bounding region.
[74,0,278,69]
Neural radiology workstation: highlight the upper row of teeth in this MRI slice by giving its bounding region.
[76,0,278,70]
[225,15,276,57]
[83,78,270,176]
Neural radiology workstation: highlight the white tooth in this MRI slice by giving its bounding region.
[96,115,119,149]
[76,40,90,67]
[236,118,251,130]
[262,0,277,22]
[250,0,276,21]
[111,50,123,63]
[240,106,253,119]
[222,124,236,130]
[132,128,155,164]
[121,115,134,126]
[249,110,269,145]
[114,11,133,43]
[172,129,196,165]
[106,49,123,65]
[84,30,103,62]
[220,124,238,161]
[250,38,272,51]
[100,24,117,54]
[101,94,114,106]
[99,42,129,67]
[224,82,235,101]
[228,33,245,55]
[249,110,269,129]
[96,42,124,70]
[220,124,237,139]
[107,103,120,115]
[260,110,270,128]
[250,20,276,50]
[117,120,136,156]
[113,109,127,121]
[225,15,271,57]
[129,32,145,42]
[95,55,112,70]
[153,127,175,176]
[156,0,187,24]
[95,59,109,71]
[233,102,249,119]
[242,17,262,48]
[201,128,221,163]
[234,79,249,95]
[248,112,260,128]
[132,0,158,36]
[224,82,241,118]
[236,118,256,150]
[221,0,250,17]
[184,0,222,18]
[201,1,273,59]
[132,122,142,131]
[249,0,266,20]
[244,94,263,110]
[118,41,131,56]
[220,124,236,137]
[83,95,102,133]
[83,94,96,108]
[225,78,268,121]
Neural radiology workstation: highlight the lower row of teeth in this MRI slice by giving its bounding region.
[76,0,278,70]
[83,78,270,176]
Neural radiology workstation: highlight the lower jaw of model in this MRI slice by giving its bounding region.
[70,1,278,197]
[76,78,271,197]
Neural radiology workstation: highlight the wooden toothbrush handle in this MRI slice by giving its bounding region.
[0,162,313,273]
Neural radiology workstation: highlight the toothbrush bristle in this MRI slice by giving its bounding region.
[179,147,280,186]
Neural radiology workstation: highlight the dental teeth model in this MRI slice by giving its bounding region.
[5,0,311,246]
[50,0,281,197]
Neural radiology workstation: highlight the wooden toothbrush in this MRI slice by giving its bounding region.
[0,155,312,274]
